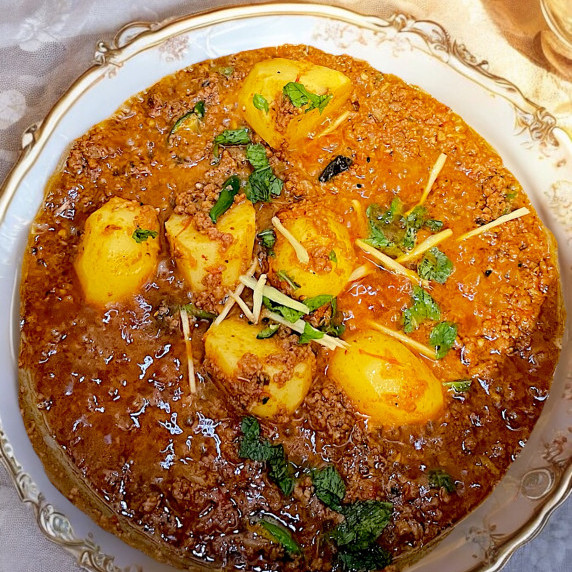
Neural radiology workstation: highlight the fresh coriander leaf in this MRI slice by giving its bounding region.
[257,324,280,339]
[246,143,270,171]
[217,66,234,77]
[405,205,428,230]
[132,228,158,243]
[329,250,338,263]
[312,465,346,510]
[257,228,276,249]
[429,321,458,359]
[443,379,472,392]
[246,168,283,203]
[209,175,240,223]
[303,294,334,312]
[298,322,325,344]
[322,322,346,338]
[337,545,392,572]
[276,270,300,291]
[193,100,205,118]
[180,302,216,321]
[428,469,456,493]
[364,200,404,254]
[332,501,393,550]
[318,155,353,183]
[258,519,301,555]
[214,128,251,146]
[262,297,303,323]
[238,417,282,462]
[253,93,269,113]
[282,82,333,114]
[402,286,441,334]
[418,247,453,284]
[425,219,444,232]
[268,456,296,497]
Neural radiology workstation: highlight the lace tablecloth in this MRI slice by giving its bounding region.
[0,0,570,571]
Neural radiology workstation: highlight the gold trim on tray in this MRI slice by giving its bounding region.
[0,3,570,572]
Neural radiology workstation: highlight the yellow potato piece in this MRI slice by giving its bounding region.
[165,200,255,294]
[238,58,352,148]
[204,317,315,419]
[74,197,160,307]
[269,207,355,298]
[329,329,444,426]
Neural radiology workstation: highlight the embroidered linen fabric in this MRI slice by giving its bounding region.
[0,0,570,571]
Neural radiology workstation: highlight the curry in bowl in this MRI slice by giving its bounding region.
[18,45,563,571]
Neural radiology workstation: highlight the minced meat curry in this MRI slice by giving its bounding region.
[18,45,564,572]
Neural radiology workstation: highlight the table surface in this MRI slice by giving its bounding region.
[0,0,570,571]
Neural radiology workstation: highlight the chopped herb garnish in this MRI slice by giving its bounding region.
[329,250,338,263]
[193,100,205,119]
[425,219,444,232]
[262,297,304,323]
[283,81,333,114]
[258,228,276,250]
[318,155,353,183]
[303,294,334,312]
[213,127,251,158]
[253,93,269,113]
[217,65,234,78]
[429,321,458,359]
[443,379,472,392]
[337,545,392,572]
[180,302,216,321]
[209,175,240,224]
[258,518,302,555]
[331,501,393,551]
[256,323,280,339]
[246,143,269,171]
[298,322,325,344]
[239,417,295,496]
[276,270,300,291]
[418,247,453,284]
[364,199,405,257]
[312,465,346,511]
[428,469,456,493]
[402,286,440,334]
[132,228,158,243]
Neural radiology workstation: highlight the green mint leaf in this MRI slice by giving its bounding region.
[282,82,332,114]
[429,321,458,359]
[253,93,269,113]
[256,324,280,339]
[443,379,472,392]
[262,297,303,323]
[402,286,441,334]
[246,168,283,203]
[329,249,338,263]
[332,501,393,550]
[238,417,282,462]
[337,545,392,572]
[418,247,453,284]
[303,294,334,312]
[180,302,216,321]
[298,322,325,344]
[132,228,158,243]
[246,143,270,171]
[425,219,444,232]
[258,519,301,555]
[312,465,346,510]
[268,456,296,497]
[428,469,456,493]
[276,270,300,291]
[214,128,251,146]
[209,174,241,224]
[257,228,276,249]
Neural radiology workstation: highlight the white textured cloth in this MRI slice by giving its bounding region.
[0,1,570,571]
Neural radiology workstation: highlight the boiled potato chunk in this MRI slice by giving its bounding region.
[238,58,352,148]
[74,197,160,307]
[165,200,255,293]
[269,206,355,298]
[204,317,315,419]
[329,329,444,426]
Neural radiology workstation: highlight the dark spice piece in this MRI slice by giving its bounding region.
[318,155,353,183]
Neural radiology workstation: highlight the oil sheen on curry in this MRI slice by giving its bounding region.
[19,46,563,572]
